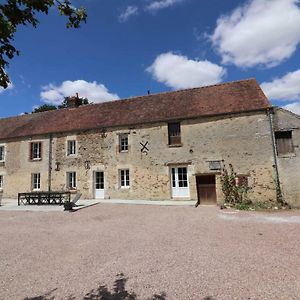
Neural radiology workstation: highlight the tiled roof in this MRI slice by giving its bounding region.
[0,78,271,140]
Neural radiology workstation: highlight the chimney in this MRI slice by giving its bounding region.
[66,94,81,108]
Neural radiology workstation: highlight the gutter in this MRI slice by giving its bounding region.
[267,108,282,198]
[48,134,53,192]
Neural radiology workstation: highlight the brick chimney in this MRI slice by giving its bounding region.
[66,93,81,108]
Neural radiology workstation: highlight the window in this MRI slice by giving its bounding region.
[30,142,42,160]
[0,145,5,162]
[235,176,248,187]
[67,140,76,156]
[0,175,3,189]
[168,122,181,145]
[172,167,188,188]
[275,131,294,155]
[32,173,41,190]
[67,172,76,189]
[120,169,130,188]
[119,134,129,152]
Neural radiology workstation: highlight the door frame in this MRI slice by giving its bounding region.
[170,166,190,199]
[94,171,105,199]
[195,174,218,205]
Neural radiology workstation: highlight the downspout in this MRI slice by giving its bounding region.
[48,134,53,192]
[267,108,282,200]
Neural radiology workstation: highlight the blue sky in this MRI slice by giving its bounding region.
[1,0,300,118]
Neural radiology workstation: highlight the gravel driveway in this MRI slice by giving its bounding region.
[0,204,299,300]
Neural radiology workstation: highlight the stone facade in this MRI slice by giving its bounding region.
[1,108,299,207]
[273,109,300,207]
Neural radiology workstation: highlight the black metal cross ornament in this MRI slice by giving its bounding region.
[140,141,149,154]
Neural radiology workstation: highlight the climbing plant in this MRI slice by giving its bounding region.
[220,164,252,206]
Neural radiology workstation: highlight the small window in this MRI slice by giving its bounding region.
[235,176,248,187]
[120,169,130,188]
[32,173,41,190]
[119,134,129,152]
[67,140,76,156]
[275,131,294,155]
[30,142,42,160]
[67,172,76,189]
[168,122,181,145]
[0,175,3,189]
[0,145,5,162]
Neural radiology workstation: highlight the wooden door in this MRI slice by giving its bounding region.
[196,175,216,205]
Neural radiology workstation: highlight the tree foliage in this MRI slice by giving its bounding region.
[32,96,91,113]
[32,104,57,113]
[0,0,87,88]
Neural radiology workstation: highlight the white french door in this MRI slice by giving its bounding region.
[94,171,105,199]
[171,167,190,198]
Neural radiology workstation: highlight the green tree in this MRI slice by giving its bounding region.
[0,0,87,89]
[32,104,57,113]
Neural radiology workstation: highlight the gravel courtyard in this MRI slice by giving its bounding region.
[0,204,299,300]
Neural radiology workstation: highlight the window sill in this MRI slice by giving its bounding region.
[168,144,183,148]
[277,153,296,158]
[31,158,42,161]
[119,150,129,153]
[120,186,130,189]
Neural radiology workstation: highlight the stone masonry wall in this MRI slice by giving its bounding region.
[1,110,291,205]
[273,109,300,208]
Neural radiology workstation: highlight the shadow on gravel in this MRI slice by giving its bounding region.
[23,273,167,300]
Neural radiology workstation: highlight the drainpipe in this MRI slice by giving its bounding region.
[48,134,53,192]
[267,108,282,197]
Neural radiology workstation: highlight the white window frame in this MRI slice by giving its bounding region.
[119,169,130,188]
[31,142,42,160]
[0,175,3,190]
[0,144,6,162]
[67,140,76,156]
[119,134,129,152]
[32,173,41,191]
[67,172,77,190]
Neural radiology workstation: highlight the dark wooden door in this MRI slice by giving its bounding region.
[196,175,217,205]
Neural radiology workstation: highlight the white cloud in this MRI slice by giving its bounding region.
[283,102,300,115]
[261,70,300,101]
[40,80,119,105]
[118,6,138,22]
[147,52,226,89]
[145,0,185,12]
[210,0,300,67]
[0,82,14,94]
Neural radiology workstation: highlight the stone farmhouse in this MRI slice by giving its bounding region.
[0,79,299,207]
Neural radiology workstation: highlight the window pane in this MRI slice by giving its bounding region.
[68,140,76,155]
[168,123,181,145]
[120,134,129,151]
[0,146,4,161]
[174,167,188,187]
[275,131,293,155]
[120,169,129,187]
